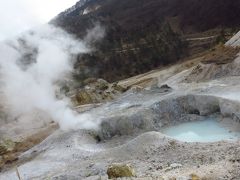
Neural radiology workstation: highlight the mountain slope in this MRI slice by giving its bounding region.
[52,0,240,82]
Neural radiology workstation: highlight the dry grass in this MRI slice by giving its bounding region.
[201,45,240,65]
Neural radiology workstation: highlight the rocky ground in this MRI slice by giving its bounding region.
[0,33,240,179]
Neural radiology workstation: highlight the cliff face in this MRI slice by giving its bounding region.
[52,0,240,82]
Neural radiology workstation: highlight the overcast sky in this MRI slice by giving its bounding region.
[0,0,79,40]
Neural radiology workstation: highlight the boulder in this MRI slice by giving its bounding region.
[72,79,127,106]
[112,82,127,93]
[96,79,109,90]
[107,164,136,179]
[160,84,172,89]
[158,84,173,93]
[74,90,96,105]
[0,139,15,155]
[190,173,200,180]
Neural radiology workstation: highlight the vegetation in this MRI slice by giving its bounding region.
[52,0,240,82]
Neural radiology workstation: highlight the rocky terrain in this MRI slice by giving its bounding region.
[0,31,240,179]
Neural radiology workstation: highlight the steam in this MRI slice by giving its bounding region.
[0,24,104,130]
[0,0,79,40]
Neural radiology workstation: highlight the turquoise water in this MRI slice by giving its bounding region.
[162,119,240,142]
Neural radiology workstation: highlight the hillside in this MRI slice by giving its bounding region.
[52,0,240,82]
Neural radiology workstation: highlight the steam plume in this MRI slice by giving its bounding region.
[0,24,104,130]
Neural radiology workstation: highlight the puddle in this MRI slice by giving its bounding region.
[161,119,240,142]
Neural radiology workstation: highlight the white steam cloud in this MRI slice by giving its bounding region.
[0,24,104,130]
[0,0,79,40]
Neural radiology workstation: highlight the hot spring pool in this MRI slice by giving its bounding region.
[161,119,240,142]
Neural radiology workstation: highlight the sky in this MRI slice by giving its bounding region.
[0,0,79,40]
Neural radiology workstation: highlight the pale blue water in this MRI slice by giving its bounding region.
[162,119,240,142]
